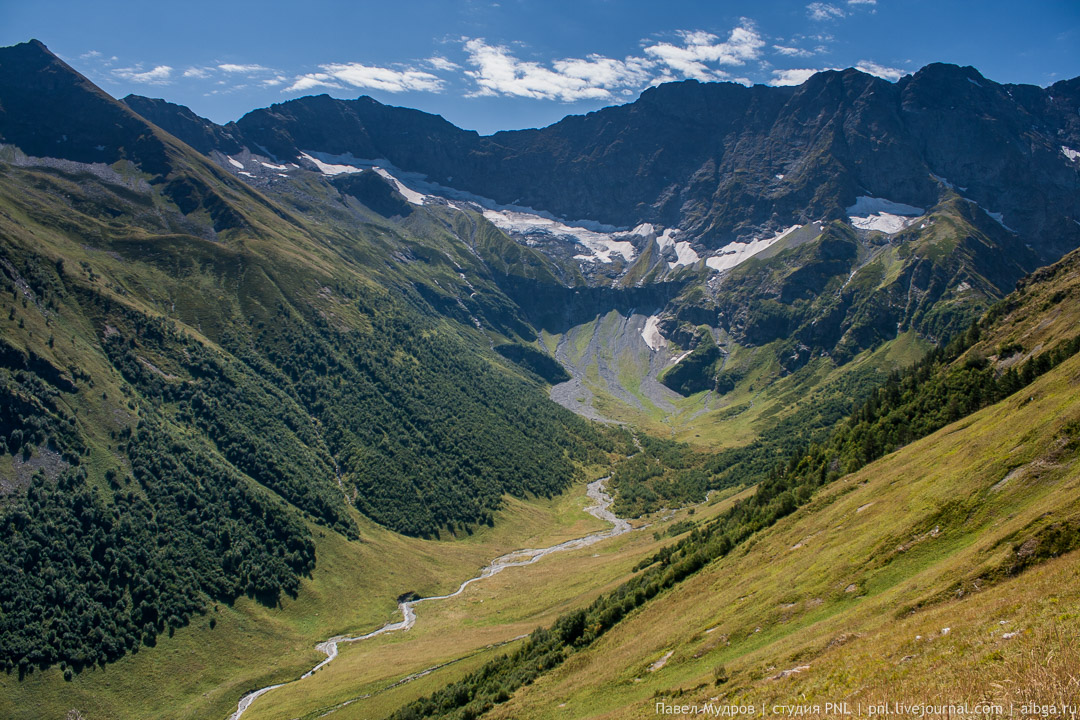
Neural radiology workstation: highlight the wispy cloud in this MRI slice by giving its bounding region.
[285,74,344,92]
[807,2,846,21]
[460,22,763,102]
[769,60,905,87]
[462,39,639,101]
[856,60,905,81]
[426,56,461,72]
[183,66,212,79]
[218,63,271,74]
[847,0,877,5]
[113,65,173,85]
[286,62,444,93]
[773,45,816,58]
[770,67,833,86]
[643,23,765,81]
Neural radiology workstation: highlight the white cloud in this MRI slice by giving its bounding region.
[807,2,846,20]
[426,56,460,72]
[856,60,905,81]
[774,45,815,58]
[847,0,877,4]
[80,50,102,60]
[769,60,904,87]
[285,74,344,92]
[553,54,654,89]
[262,75,288,87]
[643,23,764,81]
[218,63,270,74]
[183,66,212,79]
[286,63,443,94]
[770,67,832,86]
[462,39,650,101]
[113,65,173,85]
[458,22,764,102]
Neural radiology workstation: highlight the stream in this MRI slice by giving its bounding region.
[227,477,632,719]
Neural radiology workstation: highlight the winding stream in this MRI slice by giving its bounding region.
[227,477,631,719]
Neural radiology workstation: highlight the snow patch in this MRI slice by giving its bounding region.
[985,209,1014,232]
[775,174,785,180]
[670,241,700,268]
[669,351,691,366]
[297,149,651,262]
[1062,146,1080,162]
[641,315,667,352]
[851,213,919,234]
[299,152,364,176]
[706,225,801,273]
[261,161,289,171]
[372,167,427,205]
[483,209,635,263]
[227,156,244,170]
[656,228,678,250]
[238,171,255,178]
[299,151,428,205]
[847,196,923,234]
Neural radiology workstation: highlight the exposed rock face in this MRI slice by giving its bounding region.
[123,64,1080,260]
[122,95,245,156]
[0,40,171,176]
[5,38,1079,401]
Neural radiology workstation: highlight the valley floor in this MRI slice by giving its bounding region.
[0,471,736,720]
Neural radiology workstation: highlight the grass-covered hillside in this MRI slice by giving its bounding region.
[391,245,1080,720]
[0,41,622,686]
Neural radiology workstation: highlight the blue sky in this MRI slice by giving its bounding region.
[2,0,1078,134]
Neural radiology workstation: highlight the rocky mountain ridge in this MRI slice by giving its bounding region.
[122,62,1080,263]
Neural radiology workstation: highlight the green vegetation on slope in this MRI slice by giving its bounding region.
[389,247,1080,720]
[0,132,617,678]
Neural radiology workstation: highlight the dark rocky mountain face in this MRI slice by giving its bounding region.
[0,40,172,176]
[110,56,1080,406]
[122,95,245,156]
[4,37,1078,402]
[126,64,1080,260]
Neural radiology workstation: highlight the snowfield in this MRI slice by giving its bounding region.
[482,209,637,263]
[706,225,801,272]
[655,228,700,268]
[641,315,667,351]
[299,150,644,263]
[846,196,924,234]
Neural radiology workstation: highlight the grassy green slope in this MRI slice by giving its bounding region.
[489,341,1080,718]
[392,247,1080,720]
[0,93,622,699]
